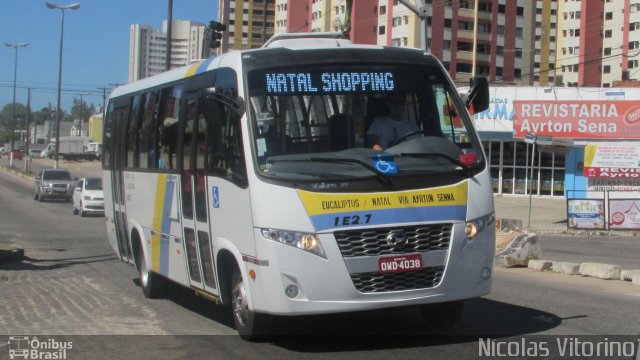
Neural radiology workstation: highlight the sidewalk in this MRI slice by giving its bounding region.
[493,195,569,234]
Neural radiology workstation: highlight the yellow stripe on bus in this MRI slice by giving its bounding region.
[297,181,468,216]
[184,61,202,77]
[151,174,168,272]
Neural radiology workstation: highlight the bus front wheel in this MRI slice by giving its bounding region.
[231,270,266,340]
[138,247,164,299]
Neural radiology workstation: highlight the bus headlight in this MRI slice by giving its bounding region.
[261,229,326,259]
[465,213,495,240]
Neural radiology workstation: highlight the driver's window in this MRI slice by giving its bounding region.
[204,97,246,187]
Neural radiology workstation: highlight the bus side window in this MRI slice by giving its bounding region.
[139,91,159,170]
[181,98,197,220]
[204,98,246,186]
[126,95,142,168]
[157,86,182,171]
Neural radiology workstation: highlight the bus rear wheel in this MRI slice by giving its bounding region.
[231,270,266,341]
[138,246,164,299]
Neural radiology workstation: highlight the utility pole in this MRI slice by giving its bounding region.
[166,0,173,71]
[397,0,430,52]
[97,86,109,120]
[25,88,31,173]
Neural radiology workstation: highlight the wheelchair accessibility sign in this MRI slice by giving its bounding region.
[212,186,220,208]
[371,155,398,174]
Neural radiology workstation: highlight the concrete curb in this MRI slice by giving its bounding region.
[527,259,640,286]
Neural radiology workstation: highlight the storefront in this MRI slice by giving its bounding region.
[471,86,640,199]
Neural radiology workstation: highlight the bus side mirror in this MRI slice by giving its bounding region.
[464,76,489,115]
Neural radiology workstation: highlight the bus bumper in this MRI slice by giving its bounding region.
[246,223,494,315]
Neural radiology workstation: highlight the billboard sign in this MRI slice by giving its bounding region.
[567,199,605,230]
[609,199,640,230]
[583,142,640,178]
[513,101,640,139]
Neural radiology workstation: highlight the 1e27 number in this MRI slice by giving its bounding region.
[334,214,372,226]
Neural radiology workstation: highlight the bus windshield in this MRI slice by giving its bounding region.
[247,63,483,186]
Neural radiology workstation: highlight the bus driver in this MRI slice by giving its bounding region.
[366,94,420,151]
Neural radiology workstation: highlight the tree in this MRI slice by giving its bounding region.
[70,97,96,125]
[0,103,29,145]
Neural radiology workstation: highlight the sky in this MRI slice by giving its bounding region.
[0,0,219,114]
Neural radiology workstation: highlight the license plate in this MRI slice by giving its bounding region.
[378,253,423,273]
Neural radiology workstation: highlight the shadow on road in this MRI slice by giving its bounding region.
[128,273,563,351]
[0,253,118,271]
[132,277,236,330]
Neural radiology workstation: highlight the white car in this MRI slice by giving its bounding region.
[72,177,104,217]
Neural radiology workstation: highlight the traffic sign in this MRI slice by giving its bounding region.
[524,133,536,144]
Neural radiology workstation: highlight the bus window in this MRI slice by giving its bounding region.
[181,98,196,220]
[204,97,246,186]
[140,91,159,169]
[102,102,114,170]
[126,95,142,168]
[195,101,207,222]
[247,65,485,189]
[158,86,182,171]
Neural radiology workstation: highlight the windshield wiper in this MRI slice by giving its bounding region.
[267,157,393,186]
[391,152,475,175]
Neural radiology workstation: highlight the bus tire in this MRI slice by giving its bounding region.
[418,300,465,327]
[138,246,164,299]
[231,270,266,341]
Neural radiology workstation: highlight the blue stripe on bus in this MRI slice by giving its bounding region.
[196,58,214,75]
[309,205,467,232]
[160,177,175,276]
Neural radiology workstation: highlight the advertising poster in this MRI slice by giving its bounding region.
[609,199,640,230]
[583,142,640,178]
[567,199,605,230]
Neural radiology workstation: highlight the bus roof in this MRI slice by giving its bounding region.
[109,33,436,100]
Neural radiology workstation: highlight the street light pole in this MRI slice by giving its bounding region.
[46,2,80,169]
[397,0,429,52]
[4,42,29,156]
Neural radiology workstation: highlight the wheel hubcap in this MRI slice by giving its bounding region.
[140,254,148,286]
[232,278,248,326]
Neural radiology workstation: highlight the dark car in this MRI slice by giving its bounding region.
[34,168,76,202]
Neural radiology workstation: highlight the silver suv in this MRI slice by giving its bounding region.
[34,168,76,202]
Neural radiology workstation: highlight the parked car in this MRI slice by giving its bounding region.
[72,177,104,217]
[28,149,42,157]
[34,168,76,202]
[8,149,23,160]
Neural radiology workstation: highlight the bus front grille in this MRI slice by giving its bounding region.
[350,266,445,293]
[334,224,452,257]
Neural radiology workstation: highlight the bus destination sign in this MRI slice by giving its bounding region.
[265,71,395,94]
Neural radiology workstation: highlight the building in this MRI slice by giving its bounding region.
[87,114,103,144]
[269,0,640,87]
[532,0,559,87]
[555,0,640,87]
[472,85,640,200]
[271,0,537,85]
[218,0,276,52]
[70,119,87,137]
[129,20,208,82]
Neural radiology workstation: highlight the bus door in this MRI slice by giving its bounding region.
[179,96,219,294]
[110,100,133,262]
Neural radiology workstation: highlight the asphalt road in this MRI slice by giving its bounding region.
[1,169,639,360]
[538,234,640,270]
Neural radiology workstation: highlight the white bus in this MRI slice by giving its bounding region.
[103,33,494,339]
